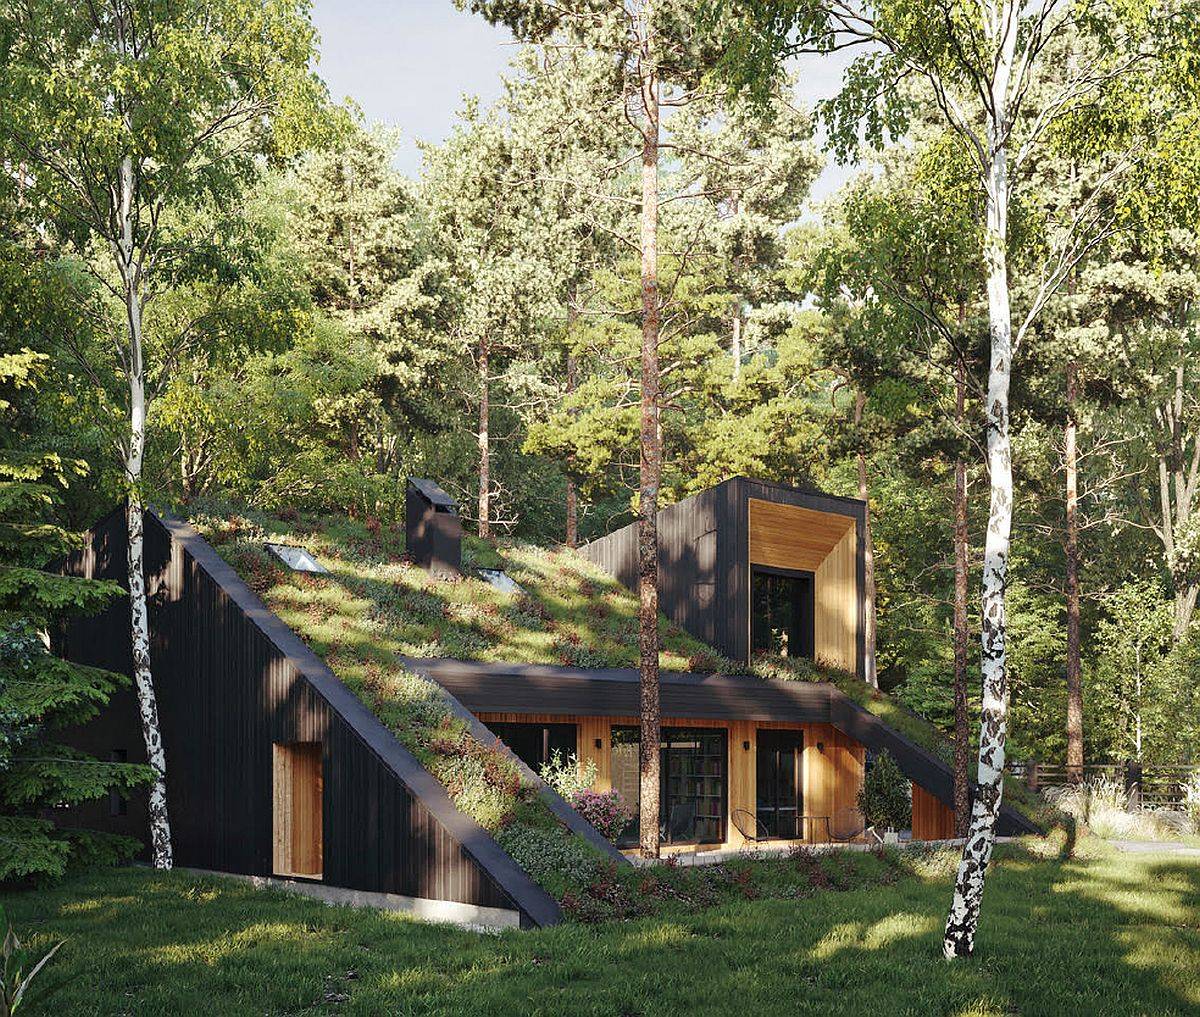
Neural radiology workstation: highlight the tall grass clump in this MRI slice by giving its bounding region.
[1047,777,1183,841]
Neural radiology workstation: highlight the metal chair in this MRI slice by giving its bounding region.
[732,808,769,843]
[661,800,698,843]
[830,805,882,844]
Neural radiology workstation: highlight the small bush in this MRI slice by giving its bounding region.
[495,823,602,891]
[539,750,597,800]
[568,789,632,842]
[858,751,912,831]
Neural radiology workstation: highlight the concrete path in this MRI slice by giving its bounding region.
[1110,839,1200,857]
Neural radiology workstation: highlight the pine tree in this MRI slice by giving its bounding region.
[0,348,151,883]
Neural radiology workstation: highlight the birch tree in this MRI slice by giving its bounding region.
[0,0,322,867]
[715,0,1166,956]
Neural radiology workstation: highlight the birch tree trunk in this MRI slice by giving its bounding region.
[943,103,1015,959]
[636,7,662,860]
[953,357,971,838]
[1065,359,1084,779]
[478,338,490,539]
[116,153,172,869]
[854,389,878,688]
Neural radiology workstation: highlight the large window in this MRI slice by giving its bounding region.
[611,726,727,846]
[751,566,815,659]
[487,721,577,772]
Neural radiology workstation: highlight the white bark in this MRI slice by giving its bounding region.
[944,48,1015,959]
[117,153,173,869]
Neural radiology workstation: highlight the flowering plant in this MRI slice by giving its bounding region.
[569,788,632,842]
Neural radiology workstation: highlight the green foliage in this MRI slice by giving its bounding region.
[0,905,64,1017]
[0,356,150,883]
[3,846,1198,1013]
[538,749,598,801]
[857,751,912,831]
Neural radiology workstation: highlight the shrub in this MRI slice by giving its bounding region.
[538,750,597,800]
[1046,776,1182,841]
[858,750,912,831]
[568,789,632,842]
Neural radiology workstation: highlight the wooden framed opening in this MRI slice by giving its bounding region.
[273,741,323,879]
[748,497,858,672]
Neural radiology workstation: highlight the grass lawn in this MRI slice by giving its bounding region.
[5,840,1197,1016]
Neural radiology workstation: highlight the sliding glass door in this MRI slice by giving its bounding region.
[756,729,803,839]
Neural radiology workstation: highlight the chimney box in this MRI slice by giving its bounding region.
[405,478,463,578]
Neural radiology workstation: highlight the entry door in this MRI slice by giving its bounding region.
[756,730,803,839]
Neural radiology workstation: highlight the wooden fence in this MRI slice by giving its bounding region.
[1010,762,1199,812]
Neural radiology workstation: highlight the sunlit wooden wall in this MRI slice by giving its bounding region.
[748,499,859,673]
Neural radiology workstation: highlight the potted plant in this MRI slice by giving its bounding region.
[857,750,912,844]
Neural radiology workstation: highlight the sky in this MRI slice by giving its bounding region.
[311,0,858,202]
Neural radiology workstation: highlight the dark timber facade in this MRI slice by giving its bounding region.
[55,508,560,928]
[579,477,868,674]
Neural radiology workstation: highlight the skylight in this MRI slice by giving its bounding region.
[477,568,523,595]
[265,542,329,574]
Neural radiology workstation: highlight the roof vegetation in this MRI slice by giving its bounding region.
[193,504,1058,881]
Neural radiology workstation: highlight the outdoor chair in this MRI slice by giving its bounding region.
[830,805,882,844]
[662,800,698,843]
[731,808,769,843]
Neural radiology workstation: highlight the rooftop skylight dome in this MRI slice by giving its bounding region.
[265,542,329,574]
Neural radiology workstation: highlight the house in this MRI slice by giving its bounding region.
[578,477,865,672]
[55,482,1037,928]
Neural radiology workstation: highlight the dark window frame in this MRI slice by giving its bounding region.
[487,721,578,773]
[610,725,728,847]
[751,564,816,661]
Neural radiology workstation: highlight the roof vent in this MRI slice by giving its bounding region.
[406,478,463,578]
[265,542,329,574]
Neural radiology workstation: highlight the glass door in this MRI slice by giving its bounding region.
[756,730,803,839]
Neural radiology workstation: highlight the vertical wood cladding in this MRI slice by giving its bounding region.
[912,784,957,840]
[57,510,517,917]
[474,712,894,850]
[579,477,866,676]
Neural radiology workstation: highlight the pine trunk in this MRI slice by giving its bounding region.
[636,12,662,861]
[953,359,971,837]
[566,323,579,548]
[943,131,1014,959]
[117,155,172,869]
[731,305,742,382]
[1065,360,1084,780]
[854,390,878,688]
[478,339,490,539]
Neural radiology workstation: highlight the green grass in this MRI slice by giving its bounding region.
[6,839,1197,1015]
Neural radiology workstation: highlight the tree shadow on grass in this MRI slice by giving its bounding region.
[7,847,1197,1017]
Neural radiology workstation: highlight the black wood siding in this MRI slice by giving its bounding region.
[579,477,867,674]
[57,509,559,924]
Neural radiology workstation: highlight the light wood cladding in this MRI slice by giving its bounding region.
[814,526,858,672]
[912,783,956,840]
[748,497,859,673]
[749,498,855,571]
[476,712,884,850]
[273,742,323,878]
